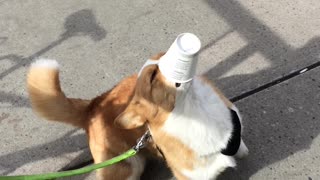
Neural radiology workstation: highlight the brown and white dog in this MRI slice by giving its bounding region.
[27,53,165,180]
[115,54,249,179]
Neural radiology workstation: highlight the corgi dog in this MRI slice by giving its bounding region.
[26,53,165,180]
[115,54,249,180]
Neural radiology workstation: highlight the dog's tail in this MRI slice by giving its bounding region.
[27,59,90,128]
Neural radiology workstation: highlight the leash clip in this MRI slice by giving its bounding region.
[133,130,151,152]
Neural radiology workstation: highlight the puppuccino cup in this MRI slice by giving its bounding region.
[158,33,201,83]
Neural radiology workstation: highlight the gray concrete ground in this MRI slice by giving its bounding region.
[0,0,319,179]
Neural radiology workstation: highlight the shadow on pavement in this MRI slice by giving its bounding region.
[0,130,88,175]
[0,8,106,85]
[205,0,320,96]
[143,1,320,179]
[144,0,320,179]
[1,1,320,179]
[0,9,105,175]
[0,37,8,46]
[0,91,30,108]
[203,0,320,179]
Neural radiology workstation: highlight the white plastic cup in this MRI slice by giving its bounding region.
[158,33,201,83]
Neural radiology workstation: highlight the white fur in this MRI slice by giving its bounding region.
[230,104,242,123]
[235,139,249,158]
[138,59,158,77]
[31,59,59,69]
[163,76,233,155]
[126,155,145,180]
[161,76,242,179]
[182,154,236,179]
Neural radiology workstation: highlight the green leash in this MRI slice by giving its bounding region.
[0,131,151,180]
[0,149,136,180]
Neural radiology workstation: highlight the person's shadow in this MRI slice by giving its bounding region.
[2,2,320,180]
[0,9,105,180]
[0,9,106,81]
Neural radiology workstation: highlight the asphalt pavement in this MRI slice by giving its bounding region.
[0,0,319,179]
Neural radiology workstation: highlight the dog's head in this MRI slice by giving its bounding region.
[115,53,178,129]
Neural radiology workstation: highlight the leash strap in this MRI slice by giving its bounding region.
[0,150,136,180]
[0,131,151,180]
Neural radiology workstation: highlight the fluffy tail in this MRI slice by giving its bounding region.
[27,59,90,128]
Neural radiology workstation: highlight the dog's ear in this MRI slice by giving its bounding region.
[114,107,147,129]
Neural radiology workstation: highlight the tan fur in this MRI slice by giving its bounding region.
[115,63,200,179]
[115,57,241,179]
[27,54,165,180]
[27,67,90,127]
